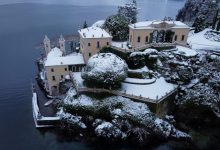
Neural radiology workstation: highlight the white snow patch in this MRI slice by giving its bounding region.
[129,48,158,57]
[111,41,129,50]
[188,29,220,50]
[64,94,94,106]
[174,46,197,57]
[120,77,177,100]
[57,108,87,129]
[124,77,156,84]
[78,26,112,38]
[128,66,149,73]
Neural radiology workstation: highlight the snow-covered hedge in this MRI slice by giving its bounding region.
[128,49,159,70]
[204,30,220,42]
[58,92,191,143]
[82,53,128,85]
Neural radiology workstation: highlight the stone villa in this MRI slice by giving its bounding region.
[128,21,190,49]
[42,35,85,95]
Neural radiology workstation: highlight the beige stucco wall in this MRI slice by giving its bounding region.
[80,35,112,63]
[129,27,190,49]
[45,65,69,95]
[129,28,154,49]
[171,28,189,44]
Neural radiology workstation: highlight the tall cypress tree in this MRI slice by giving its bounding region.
[83,20,88,29]
[216,19,220,31]
[212,9,219,30]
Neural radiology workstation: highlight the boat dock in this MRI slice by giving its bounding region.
[32,83,60,128]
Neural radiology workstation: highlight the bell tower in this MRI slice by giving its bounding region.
[59,34,65,55]
[44,35,51,55]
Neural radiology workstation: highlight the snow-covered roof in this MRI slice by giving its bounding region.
[129,20,189,29]
[44,47,85,67]
[78,26,112,39]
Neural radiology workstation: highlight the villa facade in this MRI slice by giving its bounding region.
[42,35,85,95]
[78,26,112,63]
[128,21,190,49]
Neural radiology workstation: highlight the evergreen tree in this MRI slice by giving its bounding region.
[217,19,220,31]
[118,0,138,24]
[193,15,206,33]
[104,14,129,41]
[132,0,137,6]
[83,20,88,29]
[212,9,219,30]
[176,0,219,25]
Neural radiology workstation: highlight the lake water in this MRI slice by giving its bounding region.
[0,0,186,149]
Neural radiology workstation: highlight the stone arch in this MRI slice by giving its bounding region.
[158,30,166,43]
[150,30,159,43]
[165,30,175,43]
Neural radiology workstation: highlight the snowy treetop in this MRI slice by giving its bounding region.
[44,47,85,67]
[86,53,128,74]
[78,26,112,39]
[92,20,105,28]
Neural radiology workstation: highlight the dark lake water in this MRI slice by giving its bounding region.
[0,1,187,150]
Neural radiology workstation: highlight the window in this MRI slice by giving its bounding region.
[88,43,91,46]
[107,42,109,46]
[145,36,149,43]
[51,68,54,72]
[174,35,177,41]
[137,36,141,42]
[65,68,67,71]
[97,41,100,48]
[61,75,63,79]
[89,53,91,57]
[52,76,56,81]
[130,35,132,42]
[181,35,185,41]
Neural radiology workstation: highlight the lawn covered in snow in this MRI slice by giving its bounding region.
[72,72,177,101]
[120,77,177,100]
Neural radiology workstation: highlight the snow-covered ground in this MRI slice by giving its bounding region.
[128,66,149,73]
[111,41,129,50]
[188,29,220,50]
[73,72,177,101]
[174,46,197,57]
[124,77,156,84]
[120,77,177,100]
